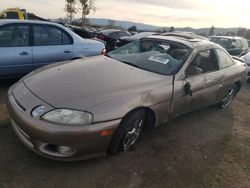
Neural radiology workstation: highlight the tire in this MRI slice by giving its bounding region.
[219,84,238,108]
[108,109,146,154]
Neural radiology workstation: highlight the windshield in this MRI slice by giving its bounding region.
[210,37,232,49]
[108,39,192,75]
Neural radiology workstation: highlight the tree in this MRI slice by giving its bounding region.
[169,26,175,32]
[208,25,215,36]
[65,0,77,24]
[78,0,96,28]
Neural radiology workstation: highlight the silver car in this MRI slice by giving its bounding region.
[0,20,106,78]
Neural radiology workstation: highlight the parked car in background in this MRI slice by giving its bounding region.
[96,29,131,51]
[8,35,246,161]
[241,52,250,79]
[0,20,106,78]
[68,26,106,46]
[115,32,156,48]
[0,8,49,21]
[247,40,250,50]
[69,26,93,38]
[209,36,249,56]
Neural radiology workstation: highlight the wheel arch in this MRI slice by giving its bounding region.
[121,106,157,131]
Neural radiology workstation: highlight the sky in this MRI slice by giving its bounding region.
[0,0,249,28]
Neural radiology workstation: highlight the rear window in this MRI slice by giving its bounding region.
[6,12,19,19]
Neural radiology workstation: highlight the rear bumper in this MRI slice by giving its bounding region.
[7,83,121,161]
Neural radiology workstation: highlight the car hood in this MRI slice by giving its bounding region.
[24,56,172,110]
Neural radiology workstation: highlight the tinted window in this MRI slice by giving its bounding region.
[215,48,234,69]
[62,32,72,45]
[119,31,130,37]
[186,49,219,77]
[34,25,72,46]
[210,37,231,49]
[0,24,29,47]
[6,12,19,19]
[109,40,191,75]
[109,32,119,39]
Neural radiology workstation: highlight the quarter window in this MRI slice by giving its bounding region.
[215,48,234,69]
[33,25,73,46]
[0,24,29,47]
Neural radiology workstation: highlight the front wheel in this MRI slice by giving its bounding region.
[219,84,238,108]
[108,109,146,154]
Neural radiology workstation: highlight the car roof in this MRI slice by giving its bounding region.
[145,35,216,49]
[210,36,244,40]
[0,19,63,27]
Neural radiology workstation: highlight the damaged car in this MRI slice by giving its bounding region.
[7,35,247,161]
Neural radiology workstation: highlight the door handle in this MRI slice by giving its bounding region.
[64,50,71,53]
[19,52,29,56]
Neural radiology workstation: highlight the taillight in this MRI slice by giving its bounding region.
[101,48,107,55]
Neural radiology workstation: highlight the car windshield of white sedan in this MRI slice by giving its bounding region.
[108,40,191,75]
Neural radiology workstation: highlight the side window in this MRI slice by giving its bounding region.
[0,24,29,47]
[186,49,219,77]
[119,32,129,37]
[34,25,72,46]
[62,32,72,45]
[215,48,234,69]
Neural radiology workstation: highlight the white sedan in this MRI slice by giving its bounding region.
[0,20,106,78]
[241,52,250,79]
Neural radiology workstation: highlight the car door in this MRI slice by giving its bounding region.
[171,48,224,117]
[214,48,237,100]
[0,23,32,78]
[32,24,73,69]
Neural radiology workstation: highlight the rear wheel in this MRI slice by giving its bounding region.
[219,84,238,108]
[108,109,146,154]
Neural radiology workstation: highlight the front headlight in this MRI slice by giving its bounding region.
[41,109,93,125]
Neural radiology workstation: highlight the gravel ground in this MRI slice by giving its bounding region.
[0,80,249,188]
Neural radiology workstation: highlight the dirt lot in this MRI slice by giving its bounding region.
[0,80,249,188]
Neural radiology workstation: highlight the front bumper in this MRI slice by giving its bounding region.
[7,82,121,161]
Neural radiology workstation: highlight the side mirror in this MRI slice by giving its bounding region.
[184,82,193,96]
